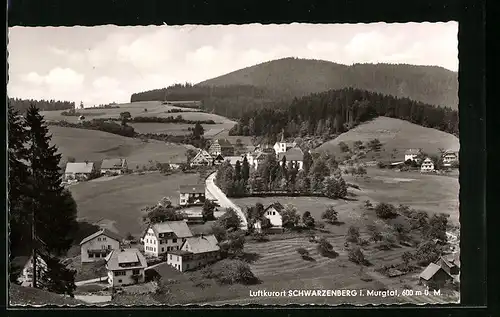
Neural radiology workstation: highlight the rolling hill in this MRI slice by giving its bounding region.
[49,126,190,168]
[314,116,459,161]
[197,57,458,109]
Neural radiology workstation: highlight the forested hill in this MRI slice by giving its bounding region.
[198,58,458,109]
[228,87,459,142]
[9,98,75,113]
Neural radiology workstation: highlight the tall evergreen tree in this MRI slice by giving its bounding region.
[25,105,78,256]
[241,156,250,181]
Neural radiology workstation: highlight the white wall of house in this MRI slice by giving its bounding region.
[443,154,458,166]
[280,160,303,170]
[265,207,283,227]
[101,168,123,175]
[273,142,286,155]
[167,251,220,272]
[179,192,205,206]
[421,160,435,172]
[107,268,145,287]
[81,235,120,263]
[17,257,47,286]
[166,253,187,272]
[143,228,187,257]
[405,154,419,162]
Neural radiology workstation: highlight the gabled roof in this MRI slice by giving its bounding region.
[65,162,94,174]
[101,158,126,169]
[80,229,122,245]
[442,253,460,268]
[179,184,205,194]
[422,157,433,163]
[212,139,233,148]
[278,147,304,161]
[265,202,285,214]
[419,262,443,281]
[182,235,220,254]
[405,149,421,155]
[147,220,193,239]
[105,248,147,271]
[191,150,212,163]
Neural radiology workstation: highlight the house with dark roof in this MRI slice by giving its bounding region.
[442,150,459,167]
[212,154,225,166]
[277,147,305,170]
[64,162,96,181]
[142,220,194,257]
[167,234,220,272]
[208,139,234,157]
[437,253,461,282]
[254,202,285,233]
[105,248,147,287]
[419,262,453,290]
[179,184,206,206]
[80,229,122,263]
[404,148,422,162]
[100,158,128,175]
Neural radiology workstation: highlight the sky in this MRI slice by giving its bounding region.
[8,22,458,106]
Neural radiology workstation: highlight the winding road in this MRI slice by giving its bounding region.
[205,172,248,230]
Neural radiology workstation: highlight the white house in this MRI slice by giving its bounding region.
[142,220,194,257]
[80,229,122,263]
[442,150,459,167]
[404,149,422,162]
[277,147,304,170]
[421,157,435,172]
[179,184,206,206]
[105,248,147,287]
[167,234,220,272]
[224,155,244,167]
[190,149,213,167]
[273,133,297,155]
[100,158,128,175]
[64,162,95,181]
[13,254,48,287]
[255,202,285,232]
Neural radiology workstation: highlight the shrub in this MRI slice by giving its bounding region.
[338,142,350,153]
[374,202,398,219]
[348,247,366,265]
[366,224,382,242]
[252,232,268,242]
[317,238,337,257]
[414,241,442,266]
[321,206,338,224]
[201,259,259,285]
[296,247,309,256]
[346,226,361,243]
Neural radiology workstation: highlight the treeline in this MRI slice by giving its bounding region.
[229,87,459,138]
[9,98,75,113]
[215,152,348,199]
[47,120,136,137]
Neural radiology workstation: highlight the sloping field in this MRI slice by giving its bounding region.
[69,172,200,235]
[41,100,235,124]
[49,126,189,167]
[315,116,459,160]
[9,284,85,306]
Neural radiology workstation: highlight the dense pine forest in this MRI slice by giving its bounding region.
[9,98,75,113]
[228,88,459,139]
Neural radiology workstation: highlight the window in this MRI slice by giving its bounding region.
[132,269,140,275]
[103,237,107,241]
[173,239,177,243]
[108,245,111,249]
[97,237,101,241]
[118,279,122,283]
[162,247,164,252]
[169,254,172,260]
[115,271,126,276]
[89,253,94,258]
[176,246,179,250]
[273,212,276,216]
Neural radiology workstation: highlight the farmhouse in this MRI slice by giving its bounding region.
[404,149,422,162]
[419,262,453,290]
[277,147,305,170]
[420,157,435,172]
[167,234,221,272]
[105,248,147,287]
[179,184,206,206]
[12,253,48,287]
[255,202,285,232]
[64,162,96,181]
[273,133,297,155]
[80,229,122,263]
[442,150,459,167]
[100,158,128,175]
[208,139,235,157]
[437,253,461,282]
[190,149,213,167]
[143,220,194,257]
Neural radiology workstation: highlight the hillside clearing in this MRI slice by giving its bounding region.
[49,126,189,166]
[9,284,85,306]
[315,116,459,161]
[69,172,200,235]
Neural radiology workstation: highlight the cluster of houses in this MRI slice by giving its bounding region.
[399,148,459,172]
[64,158,128,181]
[191,135,306,171]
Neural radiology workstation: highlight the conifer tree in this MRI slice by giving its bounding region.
[25,105,78,256]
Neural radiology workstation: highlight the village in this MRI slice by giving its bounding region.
[13,133,461,305]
